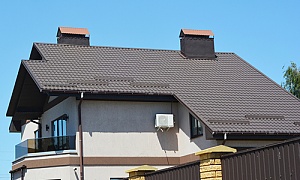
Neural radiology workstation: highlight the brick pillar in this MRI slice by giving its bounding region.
[195,145,236,180]
[126,165,157,180]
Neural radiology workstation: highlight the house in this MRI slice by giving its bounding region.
[7,27,300,180]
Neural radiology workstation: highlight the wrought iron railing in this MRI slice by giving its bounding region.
[15,135,76,159]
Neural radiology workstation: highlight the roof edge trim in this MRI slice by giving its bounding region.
[32,43,46,60]
[21,61,43,92]
[234,53,300,103]
[212,132,300,140]
[172,94,213,133]
[6,64,26,116]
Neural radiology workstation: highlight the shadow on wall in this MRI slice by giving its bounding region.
[182,123,217,150]
[156,130,179,151]
[178,103,218,150]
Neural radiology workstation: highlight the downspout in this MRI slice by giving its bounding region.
[222,133,227,145]
[78,92,84,180]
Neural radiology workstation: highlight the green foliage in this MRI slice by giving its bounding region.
[282,62,300,98]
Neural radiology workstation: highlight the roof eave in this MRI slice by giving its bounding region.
[6,63,27,116]
[7,60,48,133]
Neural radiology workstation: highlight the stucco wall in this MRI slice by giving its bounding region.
[81,100,179,157]
[17,166,75,180]
[41,97,78,138]
[15,98,285,180]
[25,97,278,158]
[35,98,221,157]
[21,121,39,141]
[13,165,170,180]
[177,103,218,156]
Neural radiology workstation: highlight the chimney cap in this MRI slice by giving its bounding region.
[180,29,214,37]
[57,27,90,37]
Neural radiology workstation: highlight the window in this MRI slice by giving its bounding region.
[190,114,203,138]
[52,114,67,137]
[51,115,68,150]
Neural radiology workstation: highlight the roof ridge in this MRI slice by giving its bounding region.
[215,52,235,54]
[34,42,180,53]
[34,43,235,55]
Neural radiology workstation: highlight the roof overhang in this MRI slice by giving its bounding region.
[7,63,47,132]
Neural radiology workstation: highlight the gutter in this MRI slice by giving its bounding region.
[212,131,300,140]
[78,92,84,180]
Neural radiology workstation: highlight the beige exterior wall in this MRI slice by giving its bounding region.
[16,97,283,180]
[14,165,170,180]
[177,103,218,156]
[14,166,76,180]
[81,100,179,157]
[27,97,277,158]
[41,97,78,138]
[21,120,39,141]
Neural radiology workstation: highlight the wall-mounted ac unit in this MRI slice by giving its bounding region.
[155,114,174,131]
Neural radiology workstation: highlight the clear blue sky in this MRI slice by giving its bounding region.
[0,0,299,179]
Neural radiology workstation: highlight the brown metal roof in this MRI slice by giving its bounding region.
[57,27,90,36]
[180,29,214,37]
[9,42,300,135]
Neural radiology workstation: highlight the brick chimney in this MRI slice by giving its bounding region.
[57,27,90,46]
[179,29,215,59]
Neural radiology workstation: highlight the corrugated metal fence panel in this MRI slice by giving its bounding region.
[145,160,200,180]
[222,137,300,180]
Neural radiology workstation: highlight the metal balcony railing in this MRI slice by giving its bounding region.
[15,135,76,159]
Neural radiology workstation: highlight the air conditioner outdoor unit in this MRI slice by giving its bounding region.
[155,114,174,131]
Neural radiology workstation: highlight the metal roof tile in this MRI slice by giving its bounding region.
[22,43,300,134]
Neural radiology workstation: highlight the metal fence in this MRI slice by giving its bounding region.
[221,137,300,180]
[145,160,200,180]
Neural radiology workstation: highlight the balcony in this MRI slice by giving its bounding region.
[15,135,76,159]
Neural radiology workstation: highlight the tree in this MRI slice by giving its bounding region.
[282,62,300,98]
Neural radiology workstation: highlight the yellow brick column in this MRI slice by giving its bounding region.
[126,165,157,180]
[195,145,236,180]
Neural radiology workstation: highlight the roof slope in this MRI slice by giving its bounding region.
[22,43,300,134]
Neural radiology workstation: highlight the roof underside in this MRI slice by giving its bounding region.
[7,63,47,131]
[8,42,300,135]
